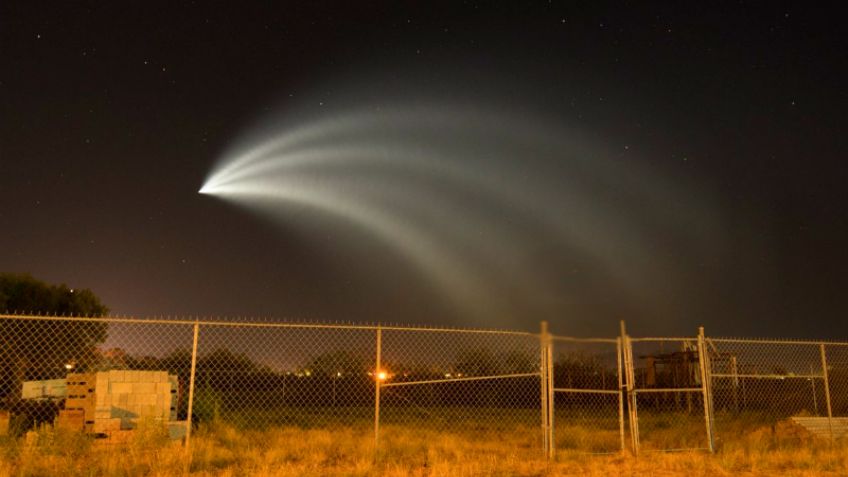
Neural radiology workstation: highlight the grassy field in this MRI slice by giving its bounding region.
[0,414,845,476]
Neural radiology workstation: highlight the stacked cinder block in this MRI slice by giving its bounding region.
[55,409,85,432]
[65,373,96,432]
[62,370,177,435]
[167,374,179,421]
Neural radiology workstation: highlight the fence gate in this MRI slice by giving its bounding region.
[548,334,626,455]
[624,329,714,453]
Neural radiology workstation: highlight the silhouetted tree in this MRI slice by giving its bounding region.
[452,348,537,407]
[555,351,615,390]
[0,274,108,400]
[456,348,499,376]
[201,348,265,373]
[303,350,368,377]
[498,349,537,374]
[455,348,536,376]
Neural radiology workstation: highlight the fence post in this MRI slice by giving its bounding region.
[621,321,639,455]
[540,321,550,458]
[546,325,555,459]
[697,327,715,452]
[731,356,739,412]
[374,325,382,451]
[184,320,200,459]
[616,336,626,453]
[819,343,834,443]
[706,335,716,425]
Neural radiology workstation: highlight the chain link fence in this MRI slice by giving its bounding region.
[1,313,846,458]
[379,327,541,458]
[706,338,848,442]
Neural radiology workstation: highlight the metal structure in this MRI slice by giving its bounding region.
[0,313,846,459]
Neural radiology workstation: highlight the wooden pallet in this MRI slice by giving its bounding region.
[790,416,848,439]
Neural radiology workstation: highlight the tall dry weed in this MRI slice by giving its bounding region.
[0,420,845,476]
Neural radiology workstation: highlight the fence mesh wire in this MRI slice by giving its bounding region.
[826,345,848,417]
[193,324,377,430]
[705,338,848,444]
[2,314,848,458]
[379,328,541,456]
[0,316,195,439]
[709,339,825,419]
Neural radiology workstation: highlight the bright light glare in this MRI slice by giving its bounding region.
[376,371,387,381]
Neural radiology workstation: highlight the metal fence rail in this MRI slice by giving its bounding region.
[0,313,847,459]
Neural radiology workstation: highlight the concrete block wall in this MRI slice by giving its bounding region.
[65,370,177,434]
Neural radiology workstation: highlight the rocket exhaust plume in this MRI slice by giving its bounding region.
[200,103,720,327]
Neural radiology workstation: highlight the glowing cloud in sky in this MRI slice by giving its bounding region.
[200,104,721,326]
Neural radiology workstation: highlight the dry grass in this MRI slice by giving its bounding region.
[0,419,845,477]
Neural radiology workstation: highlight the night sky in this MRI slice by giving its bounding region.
[1,2,846,338]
